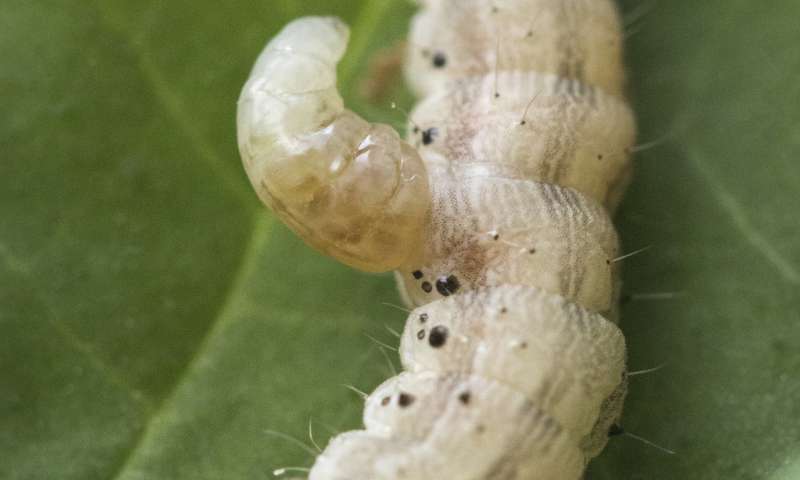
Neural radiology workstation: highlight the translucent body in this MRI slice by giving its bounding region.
[237,1,635,478]
[237,17,430,272]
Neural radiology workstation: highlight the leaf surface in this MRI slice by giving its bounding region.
[1,1,798,479]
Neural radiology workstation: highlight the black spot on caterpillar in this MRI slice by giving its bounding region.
[237,0,636,477]
[427,325,449,348]
[431,51,447,68]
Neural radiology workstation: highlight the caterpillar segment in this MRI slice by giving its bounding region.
[237,1,635,478]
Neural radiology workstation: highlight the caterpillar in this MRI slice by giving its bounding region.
[237,0,635,478]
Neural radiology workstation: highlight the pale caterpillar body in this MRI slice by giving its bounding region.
[237,0,635,478]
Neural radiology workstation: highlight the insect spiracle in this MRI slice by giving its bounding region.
[237,0,636,478]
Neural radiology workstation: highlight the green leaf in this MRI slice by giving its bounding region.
[1,1,798,479]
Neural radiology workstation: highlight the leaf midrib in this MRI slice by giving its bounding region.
[107,215,271,479]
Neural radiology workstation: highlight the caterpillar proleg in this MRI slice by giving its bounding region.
[237,1,635,478]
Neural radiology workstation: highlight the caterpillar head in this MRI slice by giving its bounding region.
[238,17,430,272]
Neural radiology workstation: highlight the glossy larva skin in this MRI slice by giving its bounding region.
[237,17,430,272]
[237,1,634,479]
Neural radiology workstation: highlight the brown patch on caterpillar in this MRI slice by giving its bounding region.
[441,84,484,162]
[553,2,590,92]
[402,215,492,302]
[438,228,492,279]
[359,41,407,104]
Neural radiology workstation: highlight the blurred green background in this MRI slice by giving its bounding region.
[2,0,799,479]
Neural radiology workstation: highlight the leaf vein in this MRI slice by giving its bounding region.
[107,216,273,480]
[689,149,800,284]
[91,1,255,209]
